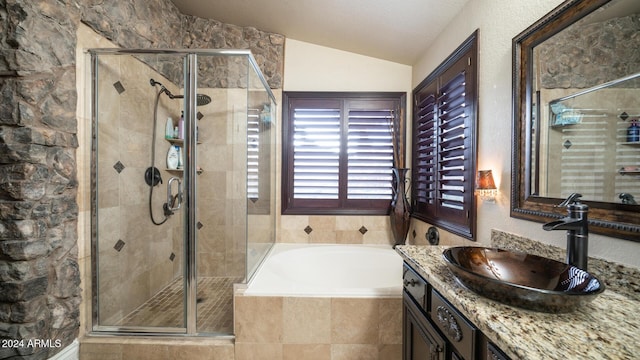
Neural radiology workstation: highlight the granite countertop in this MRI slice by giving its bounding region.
[396,245,640,360]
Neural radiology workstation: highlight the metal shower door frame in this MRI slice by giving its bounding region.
[88,48,274,336]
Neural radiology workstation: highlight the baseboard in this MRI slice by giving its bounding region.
[48,339,79,360]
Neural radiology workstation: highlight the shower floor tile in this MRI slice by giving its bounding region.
[119,276,241,334]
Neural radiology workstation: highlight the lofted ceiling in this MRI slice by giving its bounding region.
[170,0,470,65]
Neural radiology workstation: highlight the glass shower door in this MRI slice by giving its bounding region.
[192,52,277,334]
[90,49,276,336]
[192,53,250,334]
[91,50,188,333]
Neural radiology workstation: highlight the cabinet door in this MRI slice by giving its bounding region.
[404,293,446,360]
[486,342,510,360]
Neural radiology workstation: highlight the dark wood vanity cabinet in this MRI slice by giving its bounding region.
[403,263,511,360]
[403,291,446,360]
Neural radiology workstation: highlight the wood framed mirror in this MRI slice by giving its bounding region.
[511,0,640,241]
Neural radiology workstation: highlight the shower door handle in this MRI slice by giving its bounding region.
[167,177,182,211]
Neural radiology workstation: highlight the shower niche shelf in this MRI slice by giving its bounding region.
[165,138,203,175]
[165,138,202,145]
[165,167,204,175]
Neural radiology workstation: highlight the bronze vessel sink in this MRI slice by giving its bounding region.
[442,246,605,313]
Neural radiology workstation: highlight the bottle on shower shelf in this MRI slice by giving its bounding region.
[165,117,174,139]
[167,145,179,170]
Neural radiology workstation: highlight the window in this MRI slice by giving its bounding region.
[412,30,478,240]
[282,92,406,215]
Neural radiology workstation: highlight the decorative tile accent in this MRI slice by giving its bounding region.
[563,140,572,149]
[197,111,204,120]
[113,81,125,94]
[619,111,629,121]
[359,226,368,235]
[197,221,203,230]
[169,252,176,261]
[304,225,313,234]
[114,239,125,252]
[113,161,125,173]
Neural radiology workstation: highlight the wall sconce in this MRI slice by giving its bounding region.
[476,170,497,202]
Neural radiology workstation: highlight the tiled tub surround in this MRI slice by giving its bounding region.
[396,232,640,359]
[234,243,403,359]
[234,295,402,360]
[279,215,396,246]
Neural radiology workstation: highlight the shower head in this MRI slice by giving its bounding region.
[150,78,211,106]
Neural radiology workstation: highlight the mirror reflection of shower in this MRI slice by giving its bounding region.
[146,79,212,225]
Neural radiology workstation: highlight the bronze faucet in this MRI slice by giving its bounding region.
[542,193,589,270]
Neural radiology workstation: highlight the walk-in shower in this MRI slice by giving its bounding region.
[89,49,276,335]
[146,78,212,226]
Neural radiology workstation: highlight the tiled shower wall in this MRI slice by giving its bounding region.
[195,88,248,279]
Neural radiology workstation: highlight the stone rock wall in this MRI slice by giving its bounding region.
[0,0,284,358]
[82,1,284,89]
[538,14,640,89]
[182,16,285,88]
[1,0,82,358]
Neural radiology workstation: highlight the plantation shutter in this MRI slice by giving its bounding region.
[346,101,395,201]
[411,31,477,240]
[247,107,260,200]
[292,100,341,200]
[437,65,471,221]
[413,84,438,216]
[283,93,404,215]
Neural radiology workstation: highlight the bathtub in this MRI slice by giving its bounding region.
[245,243,403,297]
